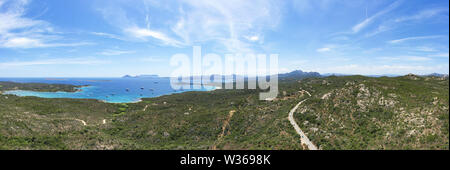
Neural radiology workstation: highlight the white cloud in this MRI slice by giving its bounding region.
[244,35,260,42]
[395,8,449,22]
[352,1,401,33]
[331,36,350,41]
[388,35,444,44]
[96,0,282,52]
[404,56,431,61]
[0,0,43,33]
[98,49,135,56]
[125,27,183,47]
[170,0,282,52]
[365,25,391,37]
[415,46,436,52]
[0,58,109,67]
[90,32,124,41]
[0,37,93,48]
[429,53,449,58]
[316,47,331,52]
[316,44,339,53]
[0,0,91,48]
[1,37,41,47]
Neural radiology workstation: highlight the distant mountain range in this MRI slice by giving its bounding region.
[122,70,322,80]
[425,73,449,78]
[278,70,321,79]
[122,75,159,78]
[322,73,400,77]
[122,71,448,79]
[321,73,449,78]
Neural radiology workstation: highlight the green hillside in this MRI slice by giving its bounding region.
[295,75,449,149]
[0,75,448,150]
[0,81,81,93]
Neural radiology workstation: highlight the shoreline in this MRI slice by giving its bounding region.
[2,84,217,104]
[4,84,90,94]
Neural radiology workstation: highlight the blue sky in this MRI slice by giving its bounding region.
[0,0,448,77]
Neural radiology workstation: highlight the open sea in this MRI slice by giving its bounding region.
[0,77,216,103]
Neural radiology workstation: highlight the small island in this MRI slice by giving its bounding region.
[122,75,159,78]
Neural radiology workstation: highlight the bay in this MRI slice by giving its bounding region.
[0,77,216,103]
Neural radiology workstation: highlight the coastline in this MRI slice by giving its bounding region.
[74,85,90,92]
[2,81,217,104]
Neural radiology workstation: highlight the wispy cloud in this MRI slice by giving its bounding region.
[352,0,402,33]
[170,0,282,52]
[0,0,91,48]
[404,56,432,61]
[364,25,391,37]
[98,49,135,56]
[316,47,331,53]
[316,44,339,53]
[379,56,431,61]
[0,58,109,67]
[125,27,184,47]
[388,35,444,44]
[291,0,346,15]
[429,53,449,58]
[244,35,261,42]
[317,64,446,75]
[415,46,436,52]
[139,57,165,62]
[96,0,282,52]
[0,37,93,48]
[395,7,449,22]
[90,32,124,41]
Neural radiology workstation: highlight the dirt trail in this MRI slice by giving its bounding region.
[212,110,236,150]
[288,92,318,150]
[143,105,149,111]
[74,119,87,126]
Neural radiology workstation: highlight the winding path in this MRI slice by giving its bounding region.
[211,110,236,150]
[74,119,87,126]
[288,95,318,150]
[143,105,149,111]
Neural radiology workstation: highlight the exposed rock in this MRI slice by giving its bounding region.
[388,93,397,98]
[405,73,419,80]
[432,97,439,105]
[163,132,170,137]
[303,121,309,126]
[357,84,370,98]
[321,92,332,100]
[147,130,156,136]
[378,96,397,107]
[345,81,355,86]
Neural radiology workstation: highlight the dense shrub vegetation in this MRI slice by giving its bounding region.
[0,75,448,150]
[0,81,81,92]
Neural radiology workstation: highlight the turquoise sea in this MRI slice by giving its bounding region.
[0,77,216,103]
